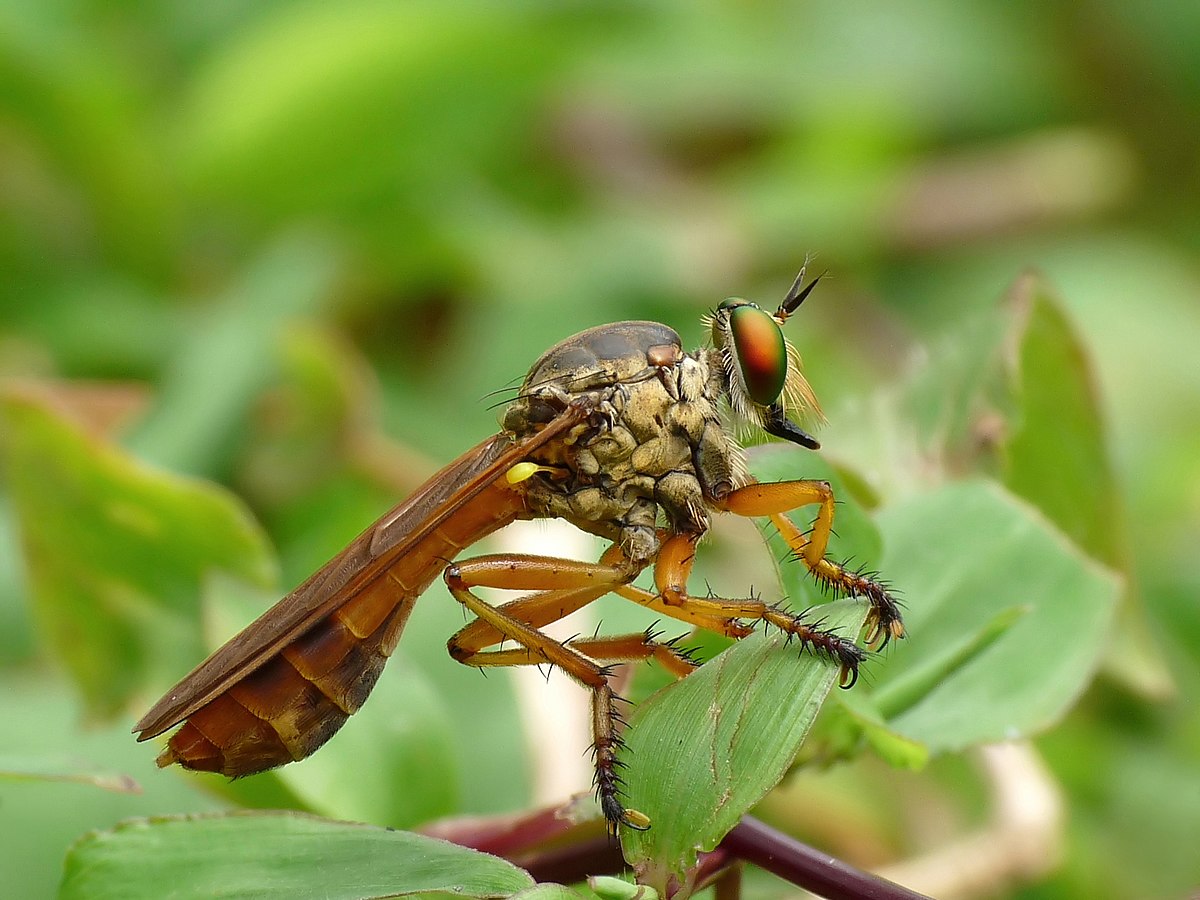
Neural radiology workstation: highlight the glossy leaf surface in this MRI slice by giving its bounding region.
[59,812,536,900]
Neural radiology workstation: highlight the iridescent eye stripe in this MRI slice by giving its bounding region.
[729,304,787,407]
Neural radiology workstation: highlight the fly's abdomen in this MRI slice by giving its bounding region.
[157,573,421,774]
[156,476,527,776]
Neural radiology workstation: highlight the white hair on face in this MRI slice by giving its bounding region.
[780,337,824,426]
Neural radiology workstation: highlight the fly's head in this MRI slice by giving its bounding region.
[704,266,826,450]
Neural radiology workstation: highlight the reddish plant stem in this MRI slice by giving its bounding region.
[721,817,931,900]
[430,808,930,899]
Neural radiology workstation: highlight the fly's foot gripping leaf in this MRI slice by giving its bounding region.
[759,605,869,688]
[804,558,905,650]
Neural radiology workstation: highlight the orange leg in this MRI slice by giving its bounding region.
[719,480,905,647]
[446,552,637,654]
[452,630,700,681]
[440,498,896,833]
[443,552,662,832]
[449,547,745,647]
[630,532,869,684]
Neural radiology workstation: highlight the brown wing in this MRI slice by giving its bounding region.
[134,403,586,747]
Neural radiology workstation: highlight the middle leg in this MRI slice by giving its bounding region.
[719,480,905,647]
[614,532,868,686]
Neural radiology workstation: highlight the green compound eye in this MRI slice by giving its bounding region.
[728,303,787,406]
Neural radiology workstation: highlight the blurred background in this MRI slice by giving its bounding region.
[1,1,1198,897]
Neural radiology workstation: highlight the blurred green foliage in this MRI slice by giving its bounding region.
[2,1,1199,898]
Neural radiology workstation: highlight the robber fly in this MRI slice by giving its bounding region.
[134,267,904,832]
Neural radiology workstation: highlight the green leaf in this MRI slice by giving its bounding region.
[514,887,588,900]
[1000,273,1122,565]
[588,876,657,900]
[59,812,536,900]
[868,480,1120,751]
[872,603,1030,721]
[906,274,1122,561]
[0,390,276,720]
[619,601,868,887]
[906,273,1167,696]
[825,693,930,770]
[998,274,1168,695]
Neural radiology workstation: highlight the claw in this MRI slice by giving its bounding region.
[864,618,883,648]
[838,662,860,689]
[602,795,652,834]
[621,808,652,832]
[865,607,906,651]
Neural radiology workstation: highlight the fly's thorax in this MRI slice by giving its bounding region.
[500,322,751,563]
[501,321,683,438]
[523,320,684,396]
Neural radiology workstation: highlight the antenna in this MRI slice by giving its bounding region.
[776,264,825,323]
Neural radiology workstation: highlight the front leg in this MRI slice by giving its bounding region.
[718,480,905,647]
